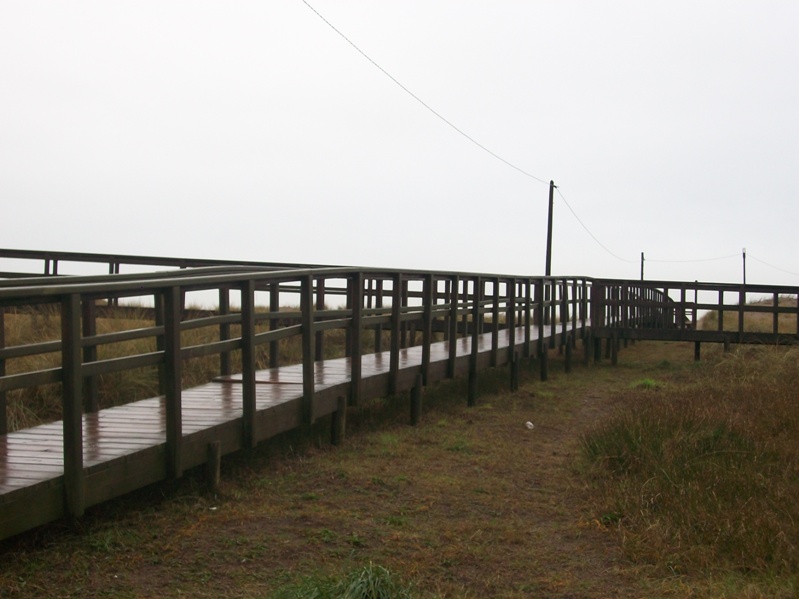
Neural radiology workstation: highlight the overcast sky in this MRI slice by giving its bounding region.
[1,1,797,285]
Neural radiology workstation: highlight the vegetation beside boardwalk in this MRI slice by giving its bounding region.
[1,338,797,597]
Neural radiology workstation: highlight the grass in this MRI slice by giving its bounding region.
[581,345,799,591]
[698,294,798,334]
[2,305,799,596]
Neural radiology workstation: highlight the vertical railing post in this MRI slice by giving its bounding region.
[738,286,745,344]
[447,276,459,378]
[219,286,231,377]
[269,283,280,369]
[316,276,326,361]
[490,277,500,367]
[507,278,516,365]
[301,275,316,425]
[163,286,183,479]
[81,299,98,413]
[62,293,85,518]
[421,274,433,385]
[374,279,384,353]
[468,276,481,406]
[0,307,6,435]
[389,273,402,395]
[241,279,257,448]
[350,272,363,406]
[524,279,532,358]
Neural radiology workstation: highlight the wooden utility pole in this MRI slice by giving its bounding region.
[545,180,555,276]
[742,247,747,285]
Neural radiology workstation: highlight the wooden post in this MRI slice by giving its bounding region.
[374,278,384,353]
[539,346,548,382]
[316,276,326,361]
[62,293,85,518]
[421,274,433,385]
[610,332,618,366]
[301,275,316,425]
[389,273,402,396]
[507,278,516,367]
[565,334,572,373]
[331,396,347,445]
[468,277,480,406]
[206,441,221,493]
[241,280,257,449]
[0,308,7,435]
[410,373,423,425]
[524,279,532,358]
[490,277,499,367]
[219,286,231,377]
[447,276,459,378]
[350,272,363,406]
[81,299,98,413]
[164,286,183,478]
[269,284,280,368]
[510,351,520,392]
[694,341,701,362]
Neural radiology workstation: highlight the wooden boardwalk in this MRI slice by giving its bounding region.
[0,324,571,540]
[2,249,797,542]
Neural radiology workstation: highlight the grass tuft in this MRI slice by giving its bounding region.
[269,563,413,599]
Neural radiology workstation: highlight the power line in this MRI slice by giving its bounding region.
[299,0,549,185]
[749,255,799,277]
[647,253,739,264]
[554,187,635,263]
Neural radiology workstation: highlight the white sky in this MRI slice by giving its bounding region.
[1,1,797,285]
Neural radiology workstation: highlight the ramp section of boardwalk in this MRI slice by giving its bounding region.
[0,266,589,540]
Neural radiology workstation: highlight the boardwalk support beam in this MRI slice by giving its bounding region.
[206,441,221,493]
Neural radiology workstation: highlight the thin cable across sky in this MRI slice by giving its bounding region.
[300,1,797,280]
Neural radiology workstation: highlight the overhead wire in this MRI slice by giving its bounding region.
[299,0,549,185]
[300,1,798,280]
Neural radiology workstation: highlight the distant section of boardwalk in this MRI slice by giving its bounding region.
[1,248,797,541]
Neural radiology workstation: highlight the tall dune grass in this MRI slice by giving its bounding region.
[581,346,799,577]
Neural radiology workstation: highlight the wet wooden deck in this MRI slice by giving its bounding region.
[0,323,579,540]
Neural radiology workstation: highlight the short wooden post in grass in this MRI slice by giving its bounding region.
[565,334,573,373]
[610,332,619,366]
[331,395,347,445]
[510,351,520,392]
[694,341,701,362]
[207,441,221,493]
[723,335,731,352]
[540,347,549,382]
[410,373,423,425]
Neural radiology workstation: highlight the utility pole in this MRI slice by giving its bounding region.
[742,247,747,285]
[545,180,555,276]
[640,252,645,281]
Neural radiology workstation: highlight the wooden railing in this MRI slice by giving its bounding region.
[0,266,589,436]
